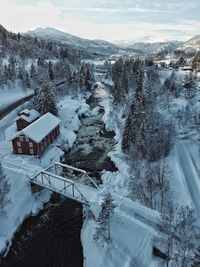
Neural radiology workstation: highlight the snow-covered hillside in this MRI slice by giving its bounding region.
[26,27,121,56]
[177,35,200,55]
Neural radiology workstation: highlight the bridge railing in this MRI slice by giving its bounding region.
[45,162,100,190]
[31,170,89,205]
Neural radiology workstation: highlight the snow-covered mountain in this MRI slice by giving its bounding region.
[114,35,164,48]
[26,27,121,56]
[114,36,182,55]
[127,41,181,55]
[176,35,200,56]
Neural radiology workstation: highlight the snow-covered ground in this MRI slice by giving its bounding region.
[82,192,161,267]
[0,86,33,109]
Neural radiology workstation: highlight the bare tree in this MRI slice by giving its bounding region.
[155,205,200,267]
[130,160,170,212]
[156,202,175,267]
[174,207,200,267]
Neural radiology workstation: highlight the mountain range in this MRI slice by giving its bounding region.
[26,28,200,58]
[26,27,122,56]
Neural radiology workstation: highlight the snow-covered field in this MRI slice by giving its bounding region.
[0,86,33,109]
[82,192,161,267]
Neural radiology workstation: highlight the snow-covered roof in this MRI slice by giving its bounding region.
[16,109,41,123]
[12,113,60,143]
[19,109,30,116]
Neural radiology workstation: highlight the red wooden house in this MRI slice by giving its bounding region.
[11,112,60,156]
[16,109,40,131]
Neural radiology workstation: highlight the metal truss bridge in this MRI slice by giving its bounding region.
[30,162,100,205]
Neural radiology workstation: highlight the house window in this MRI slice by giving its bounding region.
[29,142,33,148]
[25,137,29,142]
[17,141,21,147]
[19,136,24,141]
[18,148,22,153]
[29,149,34,154]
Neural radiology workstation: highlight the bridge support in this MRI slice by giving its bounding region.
[31,183,44,194]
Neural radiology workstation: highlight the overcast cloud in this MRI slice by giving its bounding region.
[0,0,199,41]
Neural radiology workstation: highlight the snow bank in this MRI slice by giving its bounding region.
[0,166,51,254]
[58,95,91,150]
[0,84,33,109]
[82,192,160,267]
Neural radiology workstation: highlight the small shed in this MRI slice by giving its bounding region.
[11,112,60,156]
[16,109,41,131]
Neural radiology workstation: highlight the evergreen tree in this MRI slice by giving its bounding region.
[193,246,200,267]
[30,63,37,79]
[121,110,133,152]
[93,193,116,244]
[33,82,57,115]
[48,61,54,81]
[183,72,196,99]
[0,163,11,214]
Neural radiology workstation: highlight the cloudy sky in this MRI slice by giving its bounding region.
[0,0,200,42]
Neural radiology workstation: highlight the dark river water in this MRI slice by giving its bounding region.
[0,195,83,267]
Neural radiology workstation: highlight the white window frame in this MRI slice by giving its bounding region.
[18,148,22,154]
[25,137,29,142]
[29,148,34,155]
[29,142,33,148]
[17,141,21,147]
[19,136,24,141]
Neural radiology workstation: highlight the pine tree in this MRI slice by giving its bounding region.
[122,68,146,158]
[121,110,133,152]
[183,72,196,99]
[25,72,30,88]
[30,63,37,79]
[193,246,200,266]
[0,163,11,214]
[93,193,116,244]
[33,82,57,115]
[48,61,54,81]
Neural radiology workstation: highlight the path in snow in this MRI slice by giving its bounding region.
[176,141,200,218]
[0,93,33,120]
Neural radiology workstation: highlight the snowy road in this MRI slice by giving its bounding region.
[176,142,200,218]
[0,93,33,120]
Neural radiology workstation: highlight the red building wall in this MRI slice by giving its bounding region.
[16,118,29,131]
[12,125,60,156]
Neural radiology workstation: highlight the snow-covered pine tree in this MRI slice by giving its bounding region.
[121,109,133,152]
[183,71,197,99]
[125,68,146,158]
[0,163,11,214]
[193,246,200,267]
[48,61,54,81]
[30,63,37,79]
[33,82,57,115]
[93,193,116,245]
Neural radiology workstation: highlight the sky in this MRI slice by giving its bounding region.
[0,0,200,42]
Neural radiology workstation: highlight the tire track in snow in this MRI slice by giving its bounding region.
[176,142,200,218]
